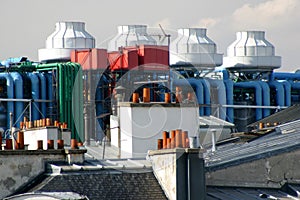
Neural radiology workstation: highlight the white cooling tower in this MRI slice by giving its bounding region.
[107,25,157,52]
[170,28,223,68]
[223,31,281,71]
[38,21,95,62]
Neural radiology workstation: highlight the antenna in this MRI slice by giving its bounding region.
[158,24,171,47]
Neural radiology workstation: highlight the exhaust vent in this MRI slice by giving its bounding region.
[223,31,281,71]
[38,21,95,62]
[108,25,157,52]
[170,28,223,69]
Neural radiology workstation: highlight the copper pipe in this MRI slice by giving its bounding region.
[54,120,59,127]
[20,121,24,129]
[43,118,47,127]
[5,139,12,150]
[170,137,175,149]
[170,130,176,148]
[259,122,264,129]
[132,93,139,103]
[47,140,54,149]
[17,132,24,150]
[143,88,150,103]
[185,138,189,148]
[57,139,64,149]
[46,118,51,126]
[167,138,171,149]
[37,140,43,150]
[175,129,182,148]
[71,139,78,149]
[162,131,169,149]
[182,131,188,148]
[164,93,171,103]
[157,139,163,150]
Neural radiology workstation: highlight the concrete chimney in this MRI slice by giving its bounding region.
[148,148,206,200]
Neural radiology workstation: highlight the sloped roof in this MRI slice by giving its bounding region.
[13,159,167,200]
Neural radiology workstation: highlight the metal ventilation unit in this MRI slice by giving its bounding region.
[223,31,281,72]
[107,25,157,52]
[170,28,223,69]
[38,21,95,62]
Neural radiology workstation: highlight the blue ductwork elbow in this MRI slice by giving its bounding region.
[0,73,14,130]
[258,81,270,117]
[273,72,300,81]
[198,78,211,115]
[224,80,234,123]
[268,81,285,107]
[234,81,263,121]
[278,80,291,106]
[27,73,40,120]
[10,72,23,127]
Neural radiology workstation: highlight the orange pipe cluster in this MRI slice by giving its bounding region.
[157,129,189,150]
[20,117,68,130]
[131,88,183,104]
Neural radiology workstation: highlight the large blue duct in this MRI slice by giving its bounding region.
[268,81,285,107]
[224,80,234,123]
[10,72,23,128]
[271,72,300,81]
[45,72,54,118]
[199,79,211,115]
[36,73,47,118]
[234,81,263,120]
[0,73,14,130]
[257,81,270,117]
[278,80,291,106]
[27,73,40,120]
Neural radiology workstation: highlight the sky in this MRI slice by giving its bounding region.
[0,0,299,72]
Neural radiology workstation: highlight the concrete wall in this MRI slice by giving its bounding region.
[206,149,300,188]
[148,148,206,200]
[0,149,86,199]
[113,103,199,158]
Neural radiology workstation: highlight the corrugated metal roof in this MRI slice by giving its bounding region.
[205,124,300,170]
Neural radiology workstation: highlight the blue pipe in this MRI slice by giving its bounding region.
[36,73,47,118]
[0,73,14,130]
[268,81,285,107]
[224,79,234,123]
[278,80,291,106]
[272,72,300,81]
[10,72,23,127]
[257,81,270,117]
[199,79,211,115]
[27,73,40,120]
[45,72,53,118]
[234,81,263,120]
[173,78,204,115]
[208,79,227,120]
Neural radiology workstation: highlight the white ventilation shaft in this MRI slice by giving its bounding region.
[223,31,281,71]
[170,28,223,68]
[38,21,95,62]
[107,25,157,52]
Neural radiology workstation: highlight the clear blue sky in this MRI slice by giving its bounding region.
[0,0,299,71]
